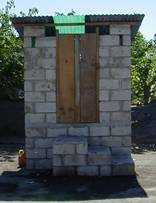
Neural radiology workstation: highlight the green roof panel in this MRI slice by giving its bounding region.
[54,15,85,34]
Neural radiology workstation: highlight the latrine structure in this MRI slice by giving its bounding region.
[12,14,144,176]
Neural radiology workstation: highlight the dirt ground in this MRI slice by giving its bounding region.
[0,144,155,202]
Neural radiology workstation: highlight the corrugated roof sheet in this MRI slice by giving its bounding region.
[54,15,85,34]
[12,14,144,24]
[12,14,144,38]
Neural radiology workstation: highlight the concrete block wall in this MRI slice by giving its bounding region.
[24,24,134,176]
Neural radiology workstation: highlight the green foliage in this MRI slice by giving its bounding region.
[0,0,38,100]
[131,32,156,105]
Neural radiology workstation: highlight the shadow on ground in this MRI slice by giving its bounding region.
[0,169,147,201]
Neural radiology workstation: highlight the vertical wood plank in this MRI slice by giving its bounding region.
[57,35,75,123]
[79,33,98,122]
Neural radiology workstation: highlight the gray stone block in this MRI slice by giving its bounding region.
[46,113,56,123]
[26,159,34,169]
[27,148,46,159]
[110,24,131,35]
[53,166,75,176]
[99,90,109,101]
[47,128,67,137]
[100,165,111,176]
[100,35,119,46]
[68,126,89,136]
[100,101,120,112]
[77,166,99,176]
[52,155,63,166]
[53,144,75,155]
[35,138,53,148]
[90,126,110,136]
[25,113,45,124]
[25,69,45,80]
[25,138,34,148]
[24,26,45,37]
[100,79,119,90]
[26,128,46,137]
[111,126,131,136]
[112,155,135,176]
[110,68,130,79]
[76,143,88,154]
[35,103,56,113]
[64,155,86,166]
[35,159,52,169]
[88,146,111,165]
[25,92,45,102]
[36,37,56,48]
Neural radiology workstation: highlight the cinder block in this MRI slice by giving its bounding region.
[100,35,119,46]
[100,101,120,112]
[88,137,103,146]
[122,101,131,111]
[111,126,131,136]
[46,92,56,102]
[99,112,110,124]
[63,155,86,166]
[25,92,45,102]
[47,149,53,158]
[99,68,110,79]
[39,58,56,69]
[53,166,75,176]
[34,159,52,169]
[121,78,131,89]
[36,37,56,48]
[77,166,98,176]
[24,81,33,91]
[47,128,67,137]
[26,159,34,169]
[68,127,89,136]
[99,47,109,57]
[111,147,131,156]
[27,148,46,159]
[90,126,110,136]
[26,128,46,137]
[53,144,75,155]
[35,81,55,92]
[46,113,56,123]
[35,103,56,113]
[110,24,131,35]
[76,143,88,154]
[25,138,34,148]
[52,155,63,166]
[99,90,109,101]
[110,68,130,79]
[111,112,131,124]
[35,138,53,148]
[111,90,131,101]
[24,26,45,37]
[25,69,45,80]
[123,35,131,46]
[110,47,131,57]
[88,146,111,165]
[100,79,119,90]
[101,136,122,147]
[45,69,56,81]
[122,136,131,146]
[112,155,135,176]
[24,37,31,48]
[25,102,34,114]
[100,165,111,176]
[25,113,45,124]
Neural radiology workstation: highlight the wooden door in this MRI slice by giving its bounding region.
[79,34,98,122]
[57,34,98,123]
[57,35,75,122]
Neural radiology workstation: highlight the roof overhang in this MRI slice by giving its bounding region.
[12,14,144,38]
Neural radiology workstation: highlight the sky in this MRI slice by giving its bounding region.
[1,0,156,40]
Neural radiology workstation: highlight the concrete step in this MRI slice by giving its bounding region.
[112,155,135,176]
[53,135,88,155]
[88,146,111,165]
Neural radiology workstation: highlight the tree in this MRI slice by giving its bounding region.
[131,32,156,105]
[0,0,38,100]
